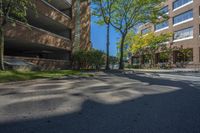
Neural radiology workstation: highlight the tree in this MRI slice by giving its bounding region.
[117,31,134,61]
[90,49,105,70]
[110,0,167,69]
[0,0,36,70]
[92,0,115,70]
[143,32,172,67]
[159,44,180,68]
[130,32,171,68]
[176,47,193,68]
[130,34,148,68]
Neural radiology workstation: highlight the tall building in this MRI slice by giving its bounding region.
[132,0,200,68]
[3,0,91,70]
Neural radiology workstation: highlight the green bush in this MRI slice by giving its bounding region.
[72,49,105,70]
[126,64,140,69]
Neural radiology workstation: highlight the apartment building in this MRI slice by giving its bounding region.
[3,0,91,70]
[132,0,200,68]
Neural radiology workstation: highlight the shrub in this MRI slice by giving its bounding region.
[126,64,140,69]
[72,49,105,70]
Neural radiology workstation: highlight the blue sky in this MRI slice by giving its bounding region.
[91,17,120,56]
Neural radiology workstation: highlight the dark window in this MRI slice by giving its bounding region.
[160,6,169,14]
[173,10,193,25]
[155,21,169,31]
[174,27,193,40]
[141,28,150,35]
[199,6,200,16]
[173,0,193,10]
[199,25,200,35]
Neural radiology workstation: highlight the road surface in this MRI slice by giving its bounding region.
[0,72,200,133]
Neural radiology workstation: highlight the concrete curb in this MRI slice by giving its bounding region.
[125,69,200,73]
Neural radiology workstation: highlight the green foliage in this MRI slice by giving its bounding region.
[110,0,167,33]
[130,32,172,54]
[126,64,140,69]
[92,0,115,25]
[117,31,135,60]
[0,0,36,24]
[143,32,172,54]
[177,48,193,65]
[72,49,105,70]
[0,70,93,83]
[159,52,169,62]
[109,0,167,69]
[92,0,115,69]
[109,56,118,65]
[0,0,36,70]
[130,32,172,68]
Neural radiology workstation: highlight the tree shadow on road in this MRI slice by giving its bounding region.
[0,72,200,133]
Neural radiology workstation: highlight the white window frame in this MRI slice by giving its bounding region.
[173,27,193,42]
[173,36,193,42]
[173,0,193,12]
[173,18,193,27]
[155,27,169,32]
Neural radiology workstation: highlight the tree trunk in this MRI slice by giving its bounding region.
[152,55,155,68]
[0,27,5,71]
[150,54,154,68]
[139,54,143,69]
[119,34,126,70]
[105,24,110,70]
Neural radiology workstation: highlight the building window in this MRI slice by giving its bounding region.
[160,6,169,14]
[155,21,169,31]
[141,28,150,35]
[174,27,193,41]
[173,10,193,25]
[173,0,193,10]
[199,47,200,62]
[199,6,200,16]
[199,25,200,35]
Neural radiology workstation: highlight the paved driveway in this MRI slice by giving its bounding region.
[0,72,200,133]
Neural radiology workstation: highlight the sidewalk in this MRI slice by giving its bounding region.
[125,68,200,73]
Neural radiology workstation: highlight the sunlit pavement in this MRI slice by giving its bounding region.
[0,72,200,133]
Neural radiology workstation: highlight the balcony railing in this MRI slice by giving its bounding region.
[5,19,72,50]
[34,0,72,29]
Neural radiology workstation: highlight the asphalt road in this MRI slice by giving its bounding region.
[0,72,200,133]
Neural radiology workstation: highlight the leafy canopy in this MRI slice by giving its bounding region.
[92,0,115,25]
[0,0,36,25]
[130,32,172,54]
[110,0,167,34]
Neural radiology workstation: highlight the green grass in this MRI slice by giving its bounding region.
[0,70,92,83]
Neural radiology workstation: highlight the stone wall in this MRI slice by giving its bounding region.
[72,0,91,51]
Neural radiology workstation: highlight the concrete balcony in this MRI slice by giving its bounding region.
[4,20,72,51]
[44,0,72,15]
[29,0,72,31]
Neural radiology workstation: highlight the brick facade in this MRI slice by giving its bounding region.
[135,0,200,68]
[3,0,91,70]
